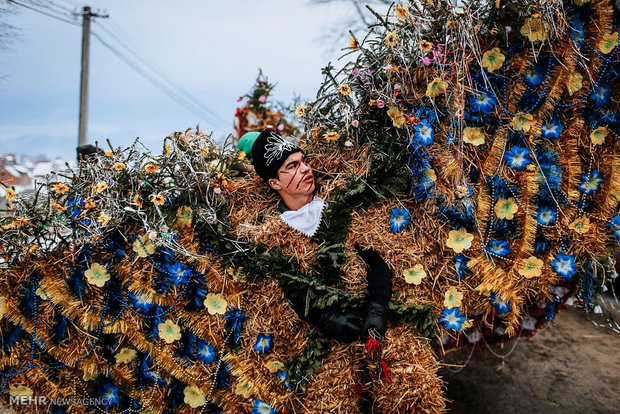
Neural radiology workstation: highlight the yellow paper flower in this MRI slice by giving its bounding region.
[348,37,358,50]
[144,163,159,174]
[53,183,69,195]
[403,264,427,285]
[567,72,583,96]
[423,169,436,182]
[395,4,409,20]
[446,228,474,253]
[569,216,591,234]
[266,360,285,373]
[520,16,549,42]
[183,385,206,408]
[164,141,173,155]
[510,113,535,132]
[82,367,99,381]
[426,77,446,98]
[84,263,110,287]
[385,31,398,47]
[115,347,138,364]
[518,256,544,278]
[9,384,33,397]
[112,162,126,171]
[176,206,193,227]
[598,32,618,54]
[84,198,96,209]
[94,181,108,193]
[201,147,210,157]
[494,198,518,220]
[419,40,433,52]
[481,48,505,72]
[0,296,7,319]
[53,203,66,213]
[235,381,252,399]
[323,132,341,142]
[204,293,228,315]
[158,319,181,344]
[151,194,166,206]
[463,127,485,146]
[132,194,143,209]
[133,234,155,258]
[387,106,406,128]
[443,287,463,308]
[97,212,110,226]
[475,282,493,297]
[590,126,608,145]
[5,187,17,202]
[447,20,458,30]
[338,84,352,96]
[104,150,114,157]
[35,287,47,301]
[295,104,305,117]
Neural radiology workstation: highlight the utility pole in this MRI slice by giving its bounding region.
[78,6,108,148]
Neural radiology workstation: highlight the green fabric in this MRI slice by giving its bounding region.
[236,131,260,162]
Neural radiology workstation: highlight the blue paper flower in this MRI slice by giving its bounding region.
[609,215,620,244]
[129,292,154,312]
[100,381,119,408]
[490,292,511,314]
[167,262,192,286]
[570,18,585,48]
[524,70,543,88]
[439,307,466,331]
[578,170,604,195]
[540,119,564,139]
[197,340,216,364]
[252,400,277,414]
[550,253,577,280]
[66,197,85,219]
[390,208,411,233]
[537,206,557,226]
[469,89,498,114]
[252,334,273,355]
[504,146,532,170]
[591,82,611,107]
[413,119,434,146]
[277,370,290,389]
[454,255,469,280]
[486,240,512,257]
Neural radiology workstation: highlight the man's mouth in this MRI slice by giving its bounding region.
[304,175,314,183]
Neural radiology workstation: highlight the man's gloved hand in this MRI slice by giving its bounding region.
[361,301,388,342]
[318,311,362,342]
[355,245,393,342]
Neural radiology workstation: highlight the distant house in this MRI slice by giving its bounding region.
[0,164,32,187]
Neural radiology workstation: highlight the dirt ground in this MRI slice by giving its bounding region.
[440,298,620,414]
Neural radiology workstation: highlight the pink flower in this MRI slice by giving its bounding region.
[258,95,266,103]
[423,57,433,66]
[237,96,243,102]
[432,48,443,61]
[277,124,284,131]
[352,68,360,76]
[376,99,385,108]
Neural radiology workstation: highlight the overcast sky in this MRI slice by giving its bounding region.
[0,0,355,160]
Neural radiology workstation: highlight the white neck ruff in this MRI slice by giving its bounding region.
[279,196,326,237]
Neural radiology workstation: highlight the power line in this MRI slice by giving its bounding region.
[94,19,230,128]
[91,31,229,130]
[7,0,79,26]
[9,0,231,131]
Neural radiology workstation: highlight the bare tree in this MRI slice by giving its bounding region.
[0,0,19,50]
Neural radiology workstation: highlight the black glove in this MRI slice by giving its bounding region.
[361,301,388,342]
[355,245,392,306]
[318,311,362,342]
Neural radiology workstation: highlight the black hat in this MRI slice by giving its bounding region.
[251,129,302,182]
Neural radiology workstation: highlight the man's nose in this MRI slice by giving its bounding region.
[300,161,311,172]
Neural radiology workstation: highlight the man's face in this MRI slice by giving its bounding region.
[268,151,315,197]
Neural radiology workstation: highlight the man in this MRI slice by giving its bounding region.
[250,129,392,342]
